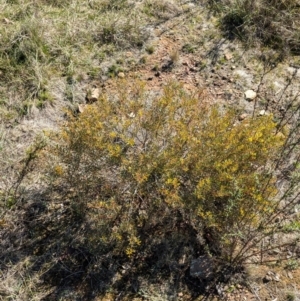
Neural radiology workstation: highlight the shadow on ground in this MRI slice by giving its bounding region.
[0,186,234,300]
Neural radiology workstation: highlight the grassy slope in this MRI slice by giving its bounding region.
[0,0,155,120]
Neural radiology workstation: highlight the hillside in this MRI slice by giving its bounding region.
[0,0,300,300]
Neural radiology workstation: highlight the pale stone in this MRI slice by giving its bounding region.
[86,87,100,103]
[263,271,280,282]
[263,274,272,282]
[273,273,280,282]
[224,52,233,60]
[239,113,248,121]
[78,104,86,113]
[245,90,257,101]
[118,72,125,78]
[276,132,285,139]
[287,271,293,279]
[259,109,266,116]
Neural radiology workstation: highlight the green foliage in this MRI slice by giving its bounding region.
[285,259,299,270]
[94,15,146,48]
[143,0,179,20]
[283,220,300,232]
[286,293,296,301]
[145,45,155,54]
[108,64,123,77]
[48,81,286,265]
[182,43,196,54]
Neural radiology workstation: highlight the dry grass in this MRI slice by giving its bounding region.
[0,0,180,122]
[210,0,300,55]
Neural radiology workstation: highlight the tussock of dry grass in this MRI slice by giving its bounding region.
[210,0,300,55]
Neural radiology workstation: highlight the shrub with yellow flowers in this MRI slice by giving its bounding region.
[48,81,286,265]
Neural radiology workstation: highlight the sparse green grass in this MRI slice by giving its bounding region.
[283,220,300,232]
[0,0,155,121]
[210,0,300,55]
[286,292,296,301]
[182,43,196,53]
[143,0,180,20]
[285,259,299,270]
[146,44,155,54]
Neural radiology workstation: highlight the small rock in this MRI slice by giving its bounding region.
[276,132,285,139]
[259,109,266,116]
[216,284,224,296]
[239,113,248,121]
[178,292,183,297]
[128,112,136,118]
[231,65,236,70]
[287,66,300,76]
[179,254,186,265]
[268,248,281,255]
[263,271,281,282]
[287,271,293,279]
[118,72,125,78]
[19,125,28,133]
[273,273,280,282]
[263,274,273,283]
[78,104,86,113]
[245,90,257,101]
[86,87,100,103]
[224,52,233,60]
